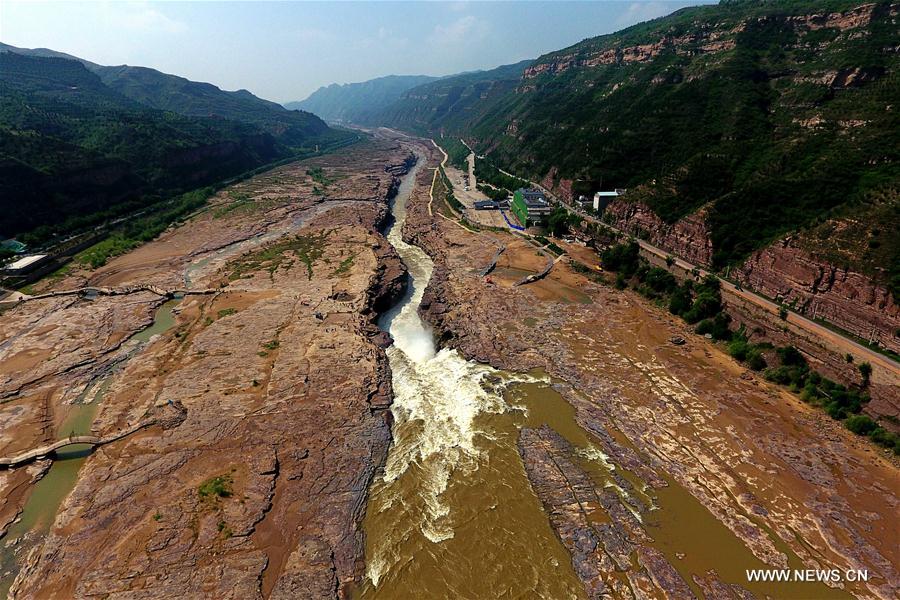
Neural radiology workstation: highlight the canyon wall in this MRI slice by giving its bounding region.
[603,199,714,267]
[598,198,898,354]
[722,291,899,428]
[735,238,899,354]
[521,3,888,82]
[583,202,899,420]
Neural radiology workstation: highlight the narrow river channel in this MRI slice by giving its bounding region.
[356,160,585,598]
[356,158,850,599]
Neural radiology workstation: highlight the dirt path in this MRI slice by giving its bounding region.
[427,138,446,217]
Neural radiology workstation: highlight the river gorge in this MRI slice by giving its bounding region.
[352,140,878,599]
[358,158,584,598]
[0,133,896,599]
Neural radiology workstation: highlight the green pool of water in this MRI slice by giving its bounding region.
[0,298,181,596]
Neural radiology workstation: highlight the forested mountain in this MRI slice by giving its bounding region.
[369,60,532,133]
[287,75,438,123]
[0,42,329,148]
[0,46,348,239]
[371,0,899,286]
[93,66,330,147]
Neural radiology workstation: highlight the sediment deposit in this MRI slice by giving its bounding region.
[404,137,899,599]
[3,139,415,598]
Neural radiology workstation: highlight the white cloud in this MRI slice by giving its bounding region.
[431,15,489,46]
[108,4,187,34]
[616,2,671,27]
[295,27,336,45]
[448,1,470,12]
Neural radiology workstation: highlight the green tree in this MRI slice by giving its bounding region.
[668,283,692,316]
[858,362,872,387]
[547,207,571,237]
[844,414,877,436]
[601,242,641,277]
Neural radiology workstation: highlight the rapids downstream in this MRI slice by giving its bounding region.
[357,161,584,598]
[356,157,853,599]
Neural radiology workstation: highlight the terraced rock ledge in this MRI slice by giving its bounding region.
[401,132,899,599]
[1,139,417,598]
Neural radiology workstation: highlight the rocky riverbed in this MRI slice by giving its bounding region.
[2,130,897,599]
[403,136,899,599]
[2,139,416,598]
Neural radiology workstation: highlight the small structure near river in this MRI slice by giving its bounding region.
[510,188,552,227]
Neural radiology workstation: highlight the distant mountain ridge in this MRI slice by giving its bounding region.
[286,75,439,123]
[0,43,93,65]
[0,42,326,147]
[0,43,349,239]
[92,65,328,146]
[365,0,898,296]
[368,60,533,134]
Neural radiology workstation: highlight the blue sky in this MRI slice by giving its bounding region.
[1,1,713,103]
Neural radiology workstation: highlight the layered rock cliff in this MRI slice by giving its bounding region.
[595,193,899,355]
[603,199,714,267]
[522,2,885,81]
[736,238,899,354]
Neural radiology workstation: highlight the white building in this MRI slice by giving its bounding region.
[3,254,49,274]
[593,189,627,212]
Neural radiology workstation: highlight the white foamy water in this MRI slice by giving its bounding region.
[380,347,535,544]
[577,445,617,471]
[367,158,542,583]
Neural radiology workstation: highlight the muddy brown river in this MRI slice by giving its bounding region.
[355,159,850,599]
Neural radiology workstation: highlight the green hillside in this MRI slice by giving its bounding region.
[0,42,332,149]
[93,65,330,147]
[373,0,899,279]
[0,49,349,240]
[288,75,439,123]
[371,60,532,134]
